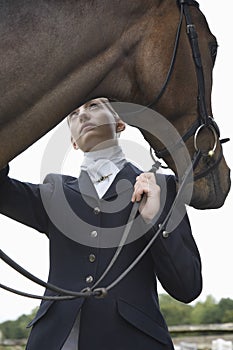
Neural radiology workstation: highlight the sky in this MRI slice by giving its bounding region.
[0,1,232,323]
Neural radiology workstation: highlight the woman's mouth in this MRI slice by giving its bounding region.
[80,123,96,134]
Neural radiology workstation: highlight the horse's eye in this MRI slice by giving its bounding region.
[209,42,218,64]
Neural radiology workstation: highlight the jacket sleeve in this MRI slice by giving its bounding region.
[147,175,202,303]
[0,165,52,234]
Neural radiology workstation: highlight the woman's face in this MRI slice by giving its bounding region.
[67,98,124,152]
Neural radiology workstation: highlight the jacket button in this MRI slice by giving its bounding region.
[89,254,96,263]
[159,224,169,238]
[86,275,94,283]
[94,207,101,214]
[162,230,169,238]
[90,230,98,238]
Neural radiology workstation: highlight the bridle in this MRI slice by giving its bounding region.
[0,0,229,301]
[148,0,229,181]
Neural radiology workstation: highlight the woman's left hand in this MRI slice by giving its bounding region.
[131,172,160,223]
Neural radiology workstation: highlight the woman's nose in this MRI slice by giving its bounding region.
[79,110,90,123]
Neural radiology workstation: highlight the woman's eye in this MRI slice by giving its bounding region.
[89,103,98,109]
[69,112,79,120]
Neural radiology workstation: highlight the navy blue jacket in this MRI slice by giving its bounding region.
[0,163,202,350]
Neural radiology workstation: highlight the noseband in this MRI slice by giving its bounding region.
[0,0,229,301]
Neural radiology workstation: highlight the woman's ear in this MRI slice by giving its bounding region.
[116,119,126,133]
[71,137,79,150]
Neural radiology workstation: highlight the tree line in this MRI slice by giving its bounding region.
[160,294,233,326]
[0,294,233,340]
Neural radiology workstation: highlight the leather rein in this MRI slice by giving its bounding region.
[0,0,229,301]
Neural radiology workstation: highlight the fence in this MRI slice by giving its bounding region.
[1,323,233,349]
[170,323,233,350]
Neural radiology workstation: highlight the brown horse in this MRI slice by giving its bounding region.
[0,0,230,209]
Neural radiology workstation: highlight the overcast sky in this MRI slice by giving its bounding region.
[0,1,232,323]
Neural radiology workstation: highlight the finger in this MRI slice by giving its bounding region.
[137,179,150,194]
[137,173,156,187]
[132,185,145,202]
[132,172,156,202]
[134,183,150,202]
[131,190,142,203]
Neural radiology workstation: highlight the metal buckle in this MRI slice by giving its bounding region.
[194,123,218,157]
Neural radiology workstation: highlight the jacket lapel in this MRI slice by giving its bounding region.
[102,163,141,200]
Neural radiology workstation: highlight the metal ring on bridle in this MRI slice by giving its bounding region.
[194,123,218,157]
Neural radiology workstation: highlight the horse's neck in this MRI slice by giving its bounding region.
[1,0,161,119]
[0,0,173,168]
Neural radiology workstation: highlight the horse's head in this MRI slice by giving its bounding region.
[127,0,230,209]
[0,0,230,210]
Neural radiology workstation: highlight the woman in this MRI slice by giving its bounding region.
[0,97,202,350]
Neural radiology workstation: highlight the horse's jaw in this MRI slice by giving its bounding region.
[190,165,231,210]
[135,120,231,210]
[176,154,231,210]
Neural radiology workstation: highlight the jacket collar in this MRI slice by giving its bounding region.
[66,162,142,200]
